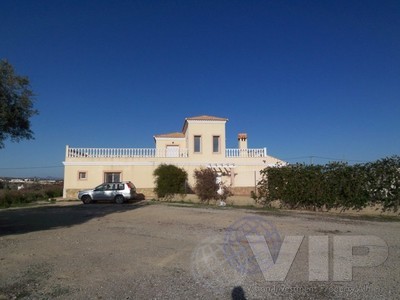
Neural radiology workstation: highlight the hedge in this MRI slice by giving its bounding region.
[254,156,400,212]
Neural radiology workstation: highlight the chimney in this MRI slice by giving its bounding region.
[238,133,248,149]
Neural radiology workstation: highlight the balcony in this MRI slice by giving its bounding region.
[66,146,267,158]
[225,148,267,158]
[66,147,189,158]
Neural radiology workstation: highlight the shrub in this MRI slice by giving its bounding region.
[134,193,146,201]
[43,185,63,198]
[218,185,233,202]
[0,183,63,208]
[193,168,219,203]
[366,156,400,212]
[0,191,15,208]
[254,156,400,212]
[153,164,188,200]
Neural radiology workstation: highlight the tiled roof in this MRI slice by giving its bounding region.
[185,115,228,121]
[154,132,185,138]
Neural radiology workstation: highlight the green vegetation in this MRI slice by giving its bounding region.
[0,59,38,148]
[153,164,188,200]
[0,184,63,208]
[193,168,233,203]
[253,156,400,212]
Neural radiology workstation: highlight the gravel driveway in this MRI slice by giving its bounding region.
[0,202,399,299]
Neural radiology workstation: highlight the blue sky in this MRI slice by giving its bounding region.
[1,0,399,178]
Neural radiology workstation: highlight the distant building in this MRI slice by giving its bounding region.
[63,115,286,198]
[10,179,24,183]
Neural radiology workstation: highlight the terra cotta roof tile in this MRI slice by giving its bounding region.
[154,132,185,138]
[185,115,228,121]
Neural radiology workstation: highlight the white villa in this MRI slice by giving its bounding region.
[62,115,285,199]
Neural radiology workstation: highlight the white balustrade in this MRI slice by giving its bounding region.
[67,147,189,158]
[225,148,267,158]
[67,147,267,158]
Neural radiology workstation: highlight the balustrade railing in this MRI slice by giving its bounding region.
[66,146,267,158]
[67,147,188,158]
[225,148,267,158]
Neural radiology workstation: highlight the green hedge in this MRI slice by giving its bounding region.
[254,156,400,212]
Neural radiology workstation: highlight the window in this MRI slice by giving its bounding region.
[194,135,201,153]
[78,171,87,180]
[104,172,121,183]
[213,136,220,153]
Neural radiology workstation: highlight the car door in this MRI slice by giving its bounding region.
[92,183,115,200]
[92,184,107,200]
[99,183,116,200]
[106,183,117,200]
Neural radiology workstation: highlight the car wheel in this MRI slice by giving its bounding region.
[115,195,125,204]
[81,195,92,204]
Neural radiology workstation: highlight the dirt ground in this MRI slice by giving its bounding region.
[0,201,399,299]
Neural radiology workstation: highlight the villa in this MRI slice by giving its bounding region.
[62,115,285,198]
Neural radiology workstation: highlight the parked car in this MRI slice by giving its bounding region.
[78,181,137,204]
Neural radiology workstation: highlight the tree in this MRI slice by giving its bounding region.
[0,59,38,148]
[153,164,188,199]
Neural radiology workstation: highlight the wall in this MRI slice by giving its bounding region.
[154,138,186,151]
[63,160,278,199]
[185,120,226,160]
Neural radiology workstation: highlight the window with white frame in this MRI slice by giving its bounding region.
[78,171,87,180]
[104,172,121,183]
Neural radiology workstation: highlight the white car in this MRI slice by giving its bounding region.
[78,181,137,204]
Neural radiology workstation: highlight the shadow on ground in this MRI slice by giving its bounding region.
[0,201,147,236]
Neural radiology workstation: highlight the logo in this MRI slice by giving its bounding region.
[190,236,247,296]
[190,215,389,294]
[223,215,282,275]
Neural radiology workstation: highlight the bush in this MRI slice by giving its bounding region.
[153,164,188,200]
[193,168,219,203]
[218,185,233,202]
[0,183,63,208]
[43,186,63,198]
[366,156,400,212]
[255,156,400,212]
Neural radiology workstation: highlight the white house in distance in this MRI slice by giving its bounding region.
[62,115,285,198]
